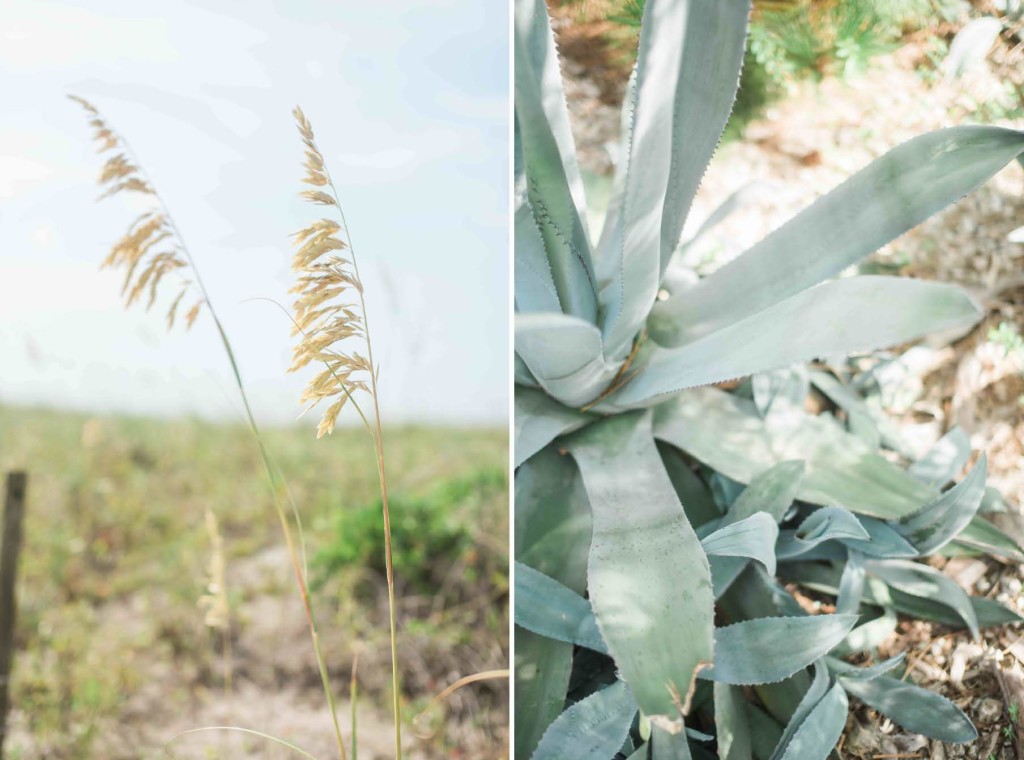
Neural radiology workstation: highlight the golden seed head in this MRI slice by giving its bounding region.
[289,106,371,436]
[70,95,202,330]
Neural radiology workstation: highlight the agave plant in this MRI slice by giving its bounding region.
[513,1,1024,758]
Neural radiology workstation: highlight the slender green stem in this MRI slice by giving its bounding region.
[325,174,403,760]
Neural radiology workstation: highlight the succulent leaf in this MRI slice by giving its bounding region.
[514,0,596,322]
[514,387,590,468]
[649,126,1024,347]
[515,448,593,759]
[776,506,870,560]
[529,679,638,760]
[654,387,933,518]
[864,559,980,638]
[835,550,866,615]
[513,561,608,655]
[774,683,848,760]
[600,0,752,360]
[825,653,906,680]
[567,412,714,720]
[703,615,857,685]
[907,426,972,487]
[714,682,754,760]
[954,515,1024,561]
[768,662,830,760]
[895,454,987,555]
[615,276,983,408]
[701,513,779,576]
[651,723,696,759]
[839,675,978,743]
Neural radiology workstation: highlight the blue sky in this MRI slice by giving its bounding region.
[0,0,508,426]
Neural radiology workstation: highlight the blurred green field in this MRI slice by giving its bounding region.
[0,404,508,759]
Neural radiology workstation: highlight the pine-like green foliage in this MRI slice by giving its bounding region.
[514,0,1024,757]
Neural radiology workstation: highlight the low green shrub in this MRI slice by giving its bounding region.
[314,468,507,598]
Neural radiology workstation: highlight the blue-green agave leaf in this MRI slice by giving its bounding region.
[515,448,593,758]
[746,703,785,760]
[839,675,978,743]
[567,411,714,721]
[651,724,694,759]
[781,562,1020,634]
[515,630,573,760]
[515,149,562,315]
[515,352,538,387]
[708,460,805,596]
[836,550,866,615]
[715,682,753,760]
[752,366,809,419]
[954,516,1024,561]
[513,561,607,655]
[776,506,870,560]
[768,662,830,760]
[601,0,751,361]
[775,683,848,760]
[838,606,899,656]
[895,454,986,555]
[673,182,776,271]
[659,443,721,528]
[809,369,913,456]
[842,517,919,559]
[864,559,979,638]
[514,0,596,321]
[615,276,982,407]
[530,679,638,760]
[592,70,634,305]
[650,126,1024,346]
[825,653,906,680]
[725,460,806,525]
[514,386,590,468]
[654,387,935,518]
[515,447,592,591]
[702,513,778,575]
[703,615,857,685]
[515,312,614,407]
[908,426,971,487]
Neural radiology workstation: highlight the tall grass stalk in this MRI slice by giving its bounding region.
[70,96,348,760]
[289,107,403,760]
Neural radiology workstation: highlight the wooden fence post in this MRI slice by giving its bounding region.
[0,472,27,759]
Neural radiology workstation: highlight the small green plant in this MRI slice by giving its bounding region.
[314,469,506,597]
[514,0,1024,757]
[989,321,1024,356]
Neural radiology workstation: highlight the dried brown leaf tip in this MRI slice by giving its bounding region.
[290,106,370,438]
[69,95,203,330]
